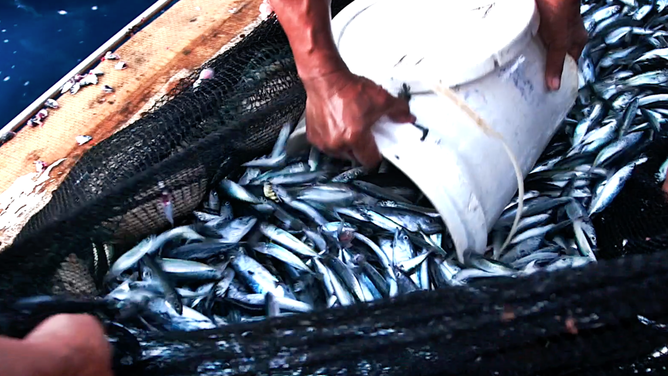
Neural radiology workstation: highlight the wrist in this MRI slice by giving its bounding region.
[269,0,348,79]
[295,47,348,81]
[301,68,355,92]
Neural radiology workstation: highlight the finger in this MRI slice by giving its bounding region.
[351,130,382,168]
[568,45,583,62]
[26,314,103,341]
[386,97,417,124]
[569,29,588,60]
[319,144,351,162]
[26,314,112,376]
[374,91,416,124]
[545,44,568,91]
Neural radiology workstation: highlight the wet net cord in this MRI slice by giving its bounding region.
[124,250,668,376]
[0,15,307,298]
[1,0,668,374]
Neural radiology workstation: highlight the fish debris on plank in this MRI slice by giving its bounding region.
[76,135,93,145]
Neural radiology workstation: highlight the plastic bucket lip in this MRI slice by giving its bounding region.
[330,0,540,89]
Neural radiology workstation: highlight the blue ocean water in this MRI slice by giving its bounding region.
[0,0,159,127]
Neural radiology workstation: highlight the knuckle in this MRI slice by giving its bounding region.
[341,127,359,144]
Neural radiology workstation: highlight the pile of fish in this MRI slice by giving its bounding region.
[99,0,668,331]
[490,0,668,267]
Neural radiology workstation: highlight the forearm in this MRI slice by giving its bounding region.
[269,0,348,80]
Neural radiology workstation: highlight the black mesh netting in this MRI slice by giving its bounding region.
[2,0,668,375]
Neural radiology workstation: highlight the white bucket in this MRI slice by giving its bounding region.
[288,0,578,259]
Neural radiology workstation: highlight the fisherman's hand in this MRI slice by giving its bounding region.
[302,70,416,168]
[535,0,588,91]
[0,314,113,376]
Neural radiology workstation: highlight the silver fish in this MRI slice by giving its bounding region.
[272,121,294,158]
[589,160,639,216]
[214,269,236,297]
[242,153,288,169]
[259,222,319,258]
[219,179,261,204]
[226,285,311,313]
[253,243,312,273]
[140,255,183,315]
[230,252,285,297]
[109,226,205,278]
[147,298,216,331]
[207,216,257,243]
[158,258,224,281]
[296,184,358,206]
[592,132,644,167]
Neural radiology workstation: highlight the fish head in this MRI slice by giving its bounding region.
[418,215,443,235]
[236,216,258,228]
[392,229,412,253]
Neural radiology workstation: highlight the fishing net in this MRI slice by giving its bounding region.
[2,0,668,375]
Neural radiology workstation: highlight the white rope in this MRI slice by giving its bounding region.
[432,83,525,258]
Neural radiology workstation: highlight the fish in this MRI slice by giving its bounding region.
[252,243,312,273]
[158,182,174,226]
[205,216,257,243]
[573,101,606,145]
[589,159,640,216]
[230,251,285,297]
[296,184,359,206]
[140,255,183,315]
[390,229,415,265]
[592,132,644,167]
[272,122,294,158]
[270,185,329,226]
[75,135,92,145]
[219,179,261,204]
[158,258,224,281]
[108,226,205,278]
[219,201,234,220]
[242,154,288,169]
[331,166,368,183]
[161,242,238,260]
[214,269,235,298]
[262,171,329,186]
[44,98,59,109]
[145,298,216,331]
[204,190,221,214]
[372,207,442,234]
[193,211,221,223]
[258,223,319,258]
[565,200,597,261]
[225,284,312,313]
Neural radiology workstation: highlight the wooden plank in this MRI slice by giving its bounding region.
[0,0,263,193]
[0,0,265,246]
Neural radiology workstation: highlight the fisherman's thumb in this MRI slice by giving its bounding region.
[385,99,417,124]
[545,45,567,91]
